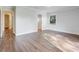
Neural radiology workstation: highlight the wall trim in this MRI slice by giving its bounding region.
[44,29,79,36]
[16,31,37,36]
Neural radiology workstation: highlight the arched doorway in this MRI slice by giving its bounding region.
[3,11,13,35]
[37,14,42,32]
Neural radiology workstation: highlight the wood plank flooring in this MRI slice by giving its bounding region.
[0,29,61,52]
[0,29,79,52]
[43,30,79,52]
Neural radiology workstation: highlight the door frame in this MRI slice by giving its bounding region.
[3,11,13,31]
[37,14,42,32]
[4,11,12,30]
[1,10,15,37]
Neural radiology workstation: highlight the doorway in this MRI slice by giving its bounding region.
[37,14,42,32]
[4,14,10,30]
[3,11,13,35]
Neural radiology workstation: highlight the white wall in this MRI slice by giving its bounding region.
[16,7,37,36]
[45,8,79,35]
[12,7,16,34]
[0,10,1,38]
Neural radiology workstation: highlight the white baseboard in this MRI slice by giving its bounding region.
[15,29,79,36]
[16,31,36,36]
[45,29,79,35]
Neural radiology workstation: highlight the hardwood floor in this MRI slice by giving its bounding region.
[0,29,61,52]
[0,29,15,52]
[15,32,61,52]
[0,29,79,52]
[43,30,79,52]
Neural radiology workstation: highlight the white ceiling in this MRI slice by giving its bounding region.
[26,6,79,13]
[2,6,79,13]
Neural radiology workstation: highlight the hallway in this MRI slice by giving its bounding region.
[0,29,15,52]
